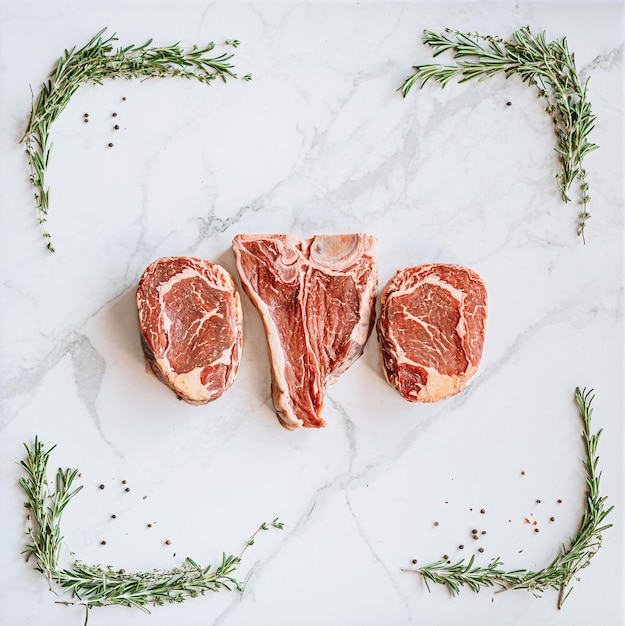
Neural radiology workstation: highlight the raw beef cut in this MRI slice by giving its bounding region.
[233,233,378,430]
[377,264,487,402]
[136,256,243,405]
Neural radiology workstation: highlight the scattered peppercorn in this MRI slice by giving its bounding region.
[101,540,107,545]
[550,517,556,522]
[473,534,479,540]
[119,569,126,574]
[147,523,153,528]
[108,143,114,148]
[122,97,127,101]
[443,555,449,560]
[99,484,105,490]
[521,470,526,475]
[84,113,89,117]
[506,101,512,106]
[112,112,118,117]
[534,528,540,533]
[458,544,465,550]
[471,529,477,534]
[124,487,130,492]
[111,514,116,519]
[84,118,89,123]
[481,530,487,535]
[412,559,418,565]
[478,547,485,553]
[122,480,127,485]
[480,509,485,514]
[114,124,120,130]
[557,499,563,504]
[433,521,440,526]
[78,473,83,478]
[536,499,542,504]
[165,539,172,545]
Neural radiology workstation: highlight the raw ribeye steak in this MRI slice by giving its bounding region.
[136,256,243,405]
[233,233,378,430]
[377,263,487,402]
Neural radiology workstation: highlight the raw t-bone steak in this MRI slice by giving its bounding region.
[377,264,487,402]
[136,256,243,404]
[233,233,378,430]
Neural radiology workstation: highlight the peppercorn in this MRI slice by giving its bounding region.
[412,559,418,565]
[84,113,89,117]
[147,523,153,528]
[114,124,120,130]
[481,530,487,535]
[506,101,512,106]
[433,521,440,526]
[84,118,89,123]
[480,509,485,514]
[557,499,563,504]
[534,528,540,533]
[99,484,105,489]
[124,487,130,492]
[111,514,116,519]
[108,143,114,148]
[112,112,118,117]
[122,480,127,485]
[550,517,555,522]
[165,539,172,545]
[471,529,477,535]
[473,534,479,540]
[536,499,542,504]
[101,540,106,545]
[478,547,485,553]
[443,555,449,560]
[119,569,126,574]
[458,544,464,550]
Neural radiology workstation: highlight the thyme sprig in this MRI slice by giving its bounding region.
[21,28,249,252]
[401,27,598,241]
[19,437,282,624]
[407,388,613,609]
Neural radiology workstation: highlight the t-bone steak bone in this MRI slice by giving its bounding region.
[136,256,243,405]
[377,263,487,402]
[233,233,378,430]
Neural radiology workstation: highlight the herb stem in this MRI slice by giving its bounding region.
[407,387,612,608]
[18,436,282,620]
[21,28,248,252]
[401,27,598,239]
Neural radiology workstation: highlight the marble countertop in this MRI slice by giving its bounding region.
[0,1,623,625]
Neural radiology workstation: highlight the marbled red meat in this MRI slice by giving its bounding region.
[136,257,242,404]
[233,233,378,429]
[377,263,487,402]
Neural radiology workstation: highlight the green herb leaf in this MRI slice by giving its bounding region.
[401,27,597,241]
[405,387,612,609]
[17,436,282,622]
[21,28,248,252]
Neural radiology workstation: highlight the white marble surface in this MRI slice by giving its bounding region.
[0,1,623,625]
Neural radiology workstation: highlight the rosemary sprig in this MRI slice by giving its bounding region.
[20,28,249,252]
[19,437,282,623]
[407,387,613,609]
[400,27,598,241]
